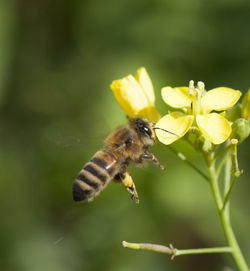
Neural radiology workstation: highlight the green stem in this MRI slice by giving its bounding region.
[216,146,232,176]
[176,247,233,256]
[222,176,237,212]
[206,153,249,271]
[122,241,232,258]
[221,143,243,211]
[222,153,232,218]
[231,143,243,177]
[215,143,232,159]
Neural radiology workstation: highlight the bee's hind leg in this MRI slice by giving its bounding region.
[114,172,139,204]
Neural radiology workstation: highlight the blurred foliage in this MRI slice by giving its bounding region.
[0,0,250,270]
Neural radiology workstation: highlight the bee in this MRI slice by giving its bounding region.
[73,117,174,203]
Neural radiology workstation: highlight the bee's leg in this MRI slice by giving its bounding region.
[112,163,128,183]
[139,153,164,170]
[114,172,139,204]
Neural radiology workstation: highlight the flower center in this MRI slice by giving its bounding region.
[188,80,205,117]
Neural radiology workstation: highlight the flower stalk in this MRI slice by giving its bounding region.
[122,241,233,259]
[205,152,249,271]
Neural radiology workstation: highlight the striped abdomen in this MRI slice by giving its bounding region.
[73,151,118,202]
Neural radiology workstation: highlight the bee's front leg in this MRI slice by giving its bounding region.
[139,153,164,170]
[114,172,139,204]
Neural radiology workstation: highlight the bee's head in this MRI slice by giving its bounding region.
[129,117,178,144]
[130,117,155,145]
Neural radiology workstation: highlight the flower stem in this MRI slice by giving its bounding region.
[122,241,232,259]
[214,143,232,159]
[206,153,249,271]
[222,175,237,212]
[222,152,232,218]
[231,142,243,177]
[216,146,232,176]
[176,247,233,256]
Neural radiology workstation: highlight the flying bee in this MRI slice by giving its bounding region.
[73,117,176,203]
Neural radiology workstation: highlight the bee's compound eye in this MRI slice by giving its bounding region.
[143,126,149,133]
[140,126,152,136]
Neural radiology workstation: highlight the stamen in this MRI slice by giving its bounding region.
[197,81,205,93]
[188,80,195,95]
[194,81,205,99]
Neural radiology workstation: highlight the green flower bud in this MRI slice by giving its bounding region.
[225,104,242,122]
[241,89,250,121]
[230,118,250,143]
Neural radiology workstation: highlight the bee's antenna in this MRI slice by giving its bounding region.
[153,127,179,137]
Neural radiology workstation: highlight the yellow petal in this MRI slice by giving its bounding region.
[138,106,161,123]
[135,67,155,105]
[110,75,149,118]
[161,87,192,108]
[196,113,232,144]
[201,87,242,112]
[155,112,194,145]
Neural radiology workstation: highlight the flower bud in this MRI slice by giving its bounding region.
[230,118,250,143]
[225,104,242,122]
[241,89,250,121]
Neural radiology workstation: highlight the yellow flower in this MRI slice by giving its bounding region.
[156,81,242,145]
[110,67,160,122]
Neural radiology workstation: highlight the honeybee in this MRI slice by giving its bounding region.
[73,117,171,203]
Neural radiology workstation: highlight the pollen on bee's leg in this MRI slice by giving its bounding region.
[122,172,133,188]
[122,172,139,204]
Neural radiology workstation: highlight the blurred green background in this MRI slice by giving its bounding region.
[0,0,250,270]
